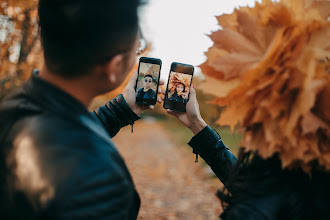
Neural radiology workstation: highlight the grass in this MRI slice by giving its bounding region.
[156,116,241,157]
[154,116,241,180]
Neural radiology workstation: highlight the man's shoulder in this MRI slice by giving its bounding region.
[148,88,156,95]
[8,111,129,189]
[1,94,101,156]
[0,88,42,116]
[137,87,144,94]
[16,113,103,151]
[6,113,134,217]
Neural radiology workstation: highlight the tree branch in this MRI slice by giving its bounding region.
[17,8,33,65]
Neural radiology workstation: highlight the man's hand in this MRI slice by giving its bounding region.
[122,71,164,115]
[166,85,207,135]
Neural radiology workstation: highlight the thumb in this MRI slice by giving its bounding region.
[126,70,138,89]
[188,85,197,102]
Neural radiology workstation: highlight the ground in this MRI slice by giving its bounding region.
[112,119,223,220]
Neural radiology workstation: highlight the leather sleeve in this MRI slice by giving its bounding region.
[188,126,238,186]
[92,94,141,137]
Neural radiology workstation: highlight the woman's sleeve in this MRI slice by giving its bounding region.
[188,126,238,185]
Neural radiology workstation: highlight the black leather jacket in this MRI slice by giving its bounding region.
[0,72,141,219]
[188,126,238,188]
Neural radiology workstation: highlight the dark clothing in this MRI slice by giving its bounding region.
[189,127,321,220]
[169,92,187,103]
[0,72,141,219]
[188,126,238,186]
[136,88,156,101]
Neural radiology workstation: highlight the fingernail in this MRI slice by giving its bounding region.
[193,84,195,89]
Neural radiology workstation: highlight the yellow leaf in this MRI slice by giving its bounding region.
[199,76,241,98]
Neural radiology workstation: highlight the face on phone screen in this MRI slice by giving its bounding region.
[136,61,161,105]
[164,69,193,112]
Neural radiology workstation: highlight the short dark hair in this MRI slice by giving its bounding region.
[144,74,153,78]
[38,0,140,78]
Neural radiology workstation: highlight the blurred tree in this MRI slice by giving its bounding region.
[0,0,41,101]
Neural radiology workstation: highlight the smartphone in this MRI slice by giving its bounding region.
[135,57,162,105]
[163,62,194,112]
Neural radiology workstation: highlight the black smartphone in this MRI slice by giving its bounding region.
[163,62,194,112]
[135,57,162,105]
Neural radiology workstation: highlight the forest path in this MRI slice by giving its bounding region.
[112,119,222,220]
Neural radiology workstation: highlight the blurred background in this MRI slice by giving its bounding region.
[0,0,252,151]
[0,0,260,219]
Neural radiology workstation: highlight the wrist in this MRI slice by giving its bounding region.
[189,118,207,136]
[122,92,140,115]
[132,106,142,116]
[115,94,141,122]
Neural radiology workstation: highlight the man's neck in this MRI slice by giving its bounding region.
[38,65,94,107]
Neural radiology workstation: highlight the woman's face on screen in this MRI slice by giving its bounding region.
[176,84,184,93]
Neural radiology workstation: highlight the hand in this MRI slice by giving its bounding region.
[122,71,164,115]
[182,93,187,99]
[166,85,207,135]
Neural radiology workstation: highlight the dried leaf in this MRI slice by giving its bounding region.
[199,76,241,98]
[200,0,330,172]
[302,112,330,135]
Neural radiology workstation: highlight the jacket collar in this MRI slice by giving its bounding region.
[23,69,91,118]
[22,70,116,146]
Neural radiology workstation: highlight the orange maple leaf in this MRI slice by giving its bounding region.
[200,0,330,172]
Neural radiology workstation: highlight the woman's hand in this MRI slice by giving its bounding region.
[122,71,164,115]
[166,85,207,135]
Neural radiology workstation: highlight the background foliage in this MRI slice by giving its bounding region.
[0,0,41,100]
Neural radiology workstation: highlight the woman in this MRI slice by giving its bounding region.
[169,82,188,103]
[166,85,330,220]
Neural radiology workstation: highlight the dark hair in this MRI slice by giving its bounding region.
[217,149,330,219]
[144,74,153,78]
[38,0,140,78]
[176,82,185,92]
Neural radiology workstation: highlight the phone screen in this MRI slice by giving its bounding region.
[135,57,162,105]
[163,62,194,112]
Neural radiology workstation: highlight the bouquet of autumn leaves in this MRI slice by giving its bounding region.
[200,0,330,172]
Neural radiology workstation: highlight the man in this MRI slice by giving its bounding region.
[0,0,161,219]
[136,74,156,102]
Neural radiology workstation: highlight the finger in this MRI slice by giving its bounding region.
[149,105,155,110]
[166,109,176,116]
[159,79,165,85]
[188,84,197,103]
[157,96,162,103]
[166,109,181,117]
[159,85,166,94]
[126,70,138,89]
[158,86,162,94]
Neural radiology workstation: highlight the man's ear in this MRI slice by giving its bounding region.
[104,54,124,84]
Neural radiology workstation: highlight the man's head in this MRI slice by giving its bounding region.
[38,0,140,80]
[143,74,153,90]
